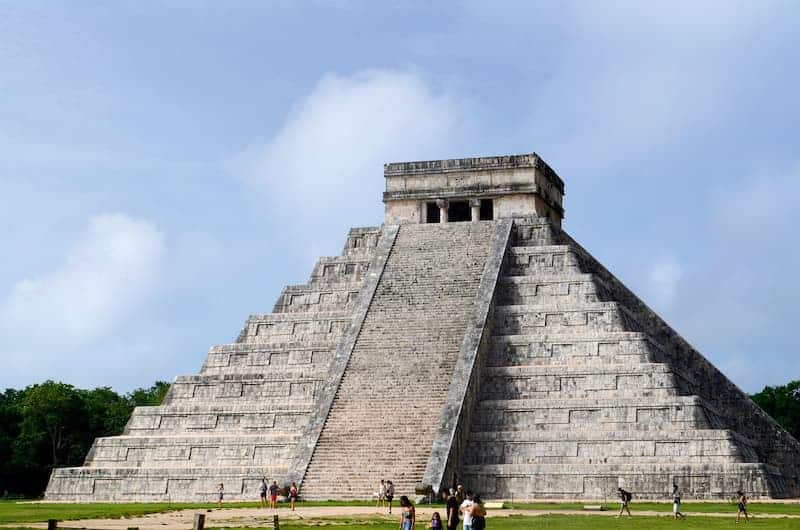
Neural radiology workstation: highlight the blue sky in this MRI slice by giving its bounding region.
[1,1,798,393]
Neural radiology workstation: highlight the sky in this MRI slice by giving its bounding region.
[1,1,798,394]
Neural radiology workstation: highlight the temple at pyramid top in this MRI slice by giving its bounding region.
[383,152,564,226]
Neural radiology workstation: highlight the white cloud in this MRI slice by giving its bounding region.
[0,213,165,381]
[229,69,467,258]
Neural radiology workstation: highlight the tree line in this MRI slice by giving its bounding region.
[0,378,798,499]
[0,380,169,498]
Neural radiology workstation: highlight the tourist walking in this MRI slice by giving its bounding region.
[616,487,632,517]
[398,495,416,530]
[459,490,475,530]
[259,478,268,508]
[428,511,442,530]
[269,480,279,509]
[289,481,299,511]
[217,482,224,509]
[378,479,387,508]
[736,490,750,523]
[444,489,459,530]
[672,484,685,519]
[386,480,395,514]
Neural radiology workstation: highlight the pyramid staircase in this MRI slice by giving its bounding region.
[299,221,503,499]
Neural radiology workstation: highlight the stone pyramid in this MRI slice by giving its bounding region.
[45,153,800,502]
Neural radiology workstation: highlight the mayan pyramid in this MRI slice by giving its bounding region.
[45,153,800,501]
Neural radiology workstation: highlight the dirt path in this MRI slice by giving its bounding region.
[6,505,800,529]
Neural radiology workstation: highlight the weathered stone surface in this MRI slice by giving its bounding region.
[45,153,800,502]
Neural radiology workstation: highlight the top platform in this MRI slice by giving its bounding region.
[382,152,564,226]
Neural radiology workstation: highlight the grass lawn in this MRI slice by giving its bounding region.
[1,500,799,527]
[273,515,800,529]
[0,500,374,524]
[505,501,800,515]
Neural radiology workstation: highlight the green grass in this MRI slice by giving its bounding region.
[505,501,800,515]
[1,499,799,526]
[253,515,800,529]
[0,500,374,524]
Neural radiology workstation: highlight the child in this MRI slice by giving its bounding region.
[428,512,442,530]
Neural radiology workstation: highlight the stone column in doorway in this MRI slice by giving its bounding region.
[437,199,449,223]
[470,199,481,222]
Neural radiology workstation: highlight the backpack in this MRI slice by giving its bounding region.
[625,491,633,502]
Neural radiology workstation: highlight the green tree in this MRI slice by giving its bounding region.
[128,381,171,407]
[15,381,88,469]
[0,388,24,496]
[81,386,133,437]
[751,380,800,441]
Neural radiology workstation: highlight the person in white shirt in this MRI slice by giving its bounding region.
[459,491,474,530]
[377,479,386,508]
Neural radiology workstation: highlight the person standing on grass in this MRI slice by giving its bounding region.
[378,479,387,508]
[444,489,459,530]
[615,487,632,517]
[217,482,224,509]
[269,480,279,509]
[672,484,685,519]
[289,481,299,511]
[459,490,475,530]
[259,478,268,508]
[398,495,416,530]
[736,490,750,523]
[386,480,395,514]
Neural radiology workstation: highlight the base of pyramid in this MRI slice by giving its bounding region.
[462,462,788,500]
[44,466,289,502]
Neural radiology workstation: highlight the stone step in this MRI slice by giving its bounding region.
[237,312,352,343]
[493,302,642,335]
[273,283,364,314]
[487,331,662,367]
[45,466,293,502]
[167,374,324,403]
[201,344,336,374]
[504,246,584,276]
[125,404,314,435]
[496,274,610,306]
[463,429,754,466]
[473,396,710,431]
[480,363,678,400]
[511,221,564,246]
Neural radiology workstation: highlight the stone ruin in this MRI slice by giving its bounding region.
[45,153,800,501]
